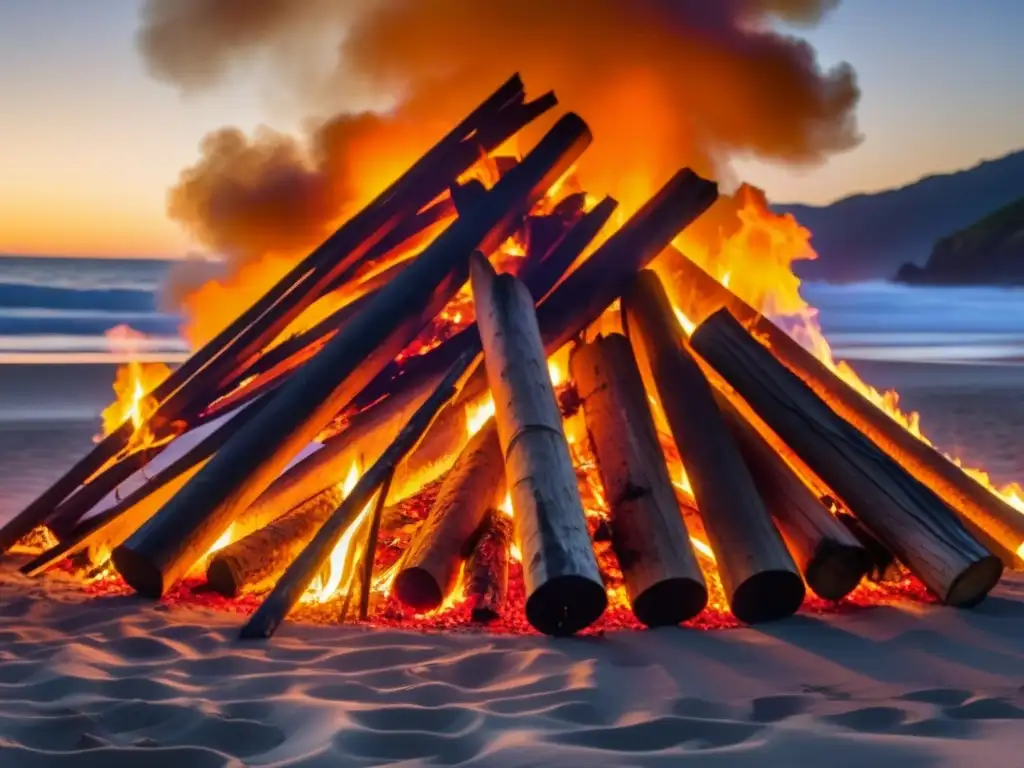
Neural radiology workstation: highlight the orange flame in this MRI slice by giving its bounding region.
[97,326,171,448]
[498,492,521,563]
[303,462,371,605]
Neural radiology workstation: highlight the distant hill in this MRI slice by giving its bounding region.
[775,148,1024,282]
[895,196,1024,285]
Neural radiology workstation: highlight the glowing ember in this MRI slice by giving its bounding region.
[97,325,171,447]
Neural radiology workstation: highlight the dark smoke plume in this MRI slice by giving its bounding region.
[141,0,859,337]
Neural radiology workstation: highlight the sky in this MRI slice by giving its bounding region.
[1,0,1022,259]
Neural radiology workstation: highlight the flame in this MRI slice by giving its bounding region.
[302,461,373,605]
[498,492,521,563]
[465,396,496,438]
[97,326,171,447]
[673,306,696,337]
[672,465,694,497]
[671,187,1024,554]
[690,537,716,563]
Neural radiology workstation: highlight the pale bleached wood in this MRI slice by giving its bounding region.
[471,253,606,636]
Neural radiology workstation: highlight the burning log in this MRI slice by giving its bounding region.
[570,333,708,626]
[689,308,1004,607]
[0,75,539,554]
[623,271,805,624]
[832,509,901,583]
[241,345,481,639]
[207,486,345,597]
[393,421,505,611]
[663,250,1024,568]
[466,507,514,623]
[714,392,870,601]
[112,113,591,598]
[404,170,718,481]
[234,197,619,533]
[21,398,271,577]
[471,253,606,636]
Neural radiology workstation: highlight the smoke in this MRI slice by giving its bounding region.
[141,0,859,341]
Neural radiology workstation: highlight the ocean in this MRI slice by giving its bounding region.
[1,254,1024,520]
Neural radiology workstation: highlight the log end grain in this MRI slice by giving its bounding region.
[631,577,708,627]
[393,567,445,612]
[206,555,243,598]
[525,575,608,637]
[804,539,872,602]
[111,545,165,599]
[730,569,805,624]
[946,554,1003,608]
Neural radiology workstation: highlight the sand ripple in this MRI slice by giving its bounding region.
[1,564,1023,765]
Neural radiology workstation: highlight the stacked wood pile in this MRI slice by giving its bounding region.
[1,74,1012,639]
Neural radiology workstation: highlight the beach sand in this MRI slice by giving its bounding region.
[1,361,1023,765]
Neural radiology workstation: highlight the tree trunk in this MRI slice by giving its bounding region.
[471,253,605,636]
[714,390,870,601]
[112,113,591,599]
[393,420,505,611]
[663,249,1024,568]
[240,345,481,639]
[570,333,708,626]
[0,74,537,554]
[623,271,805,623]
[689,308,1004,607]
[466,508,514,623]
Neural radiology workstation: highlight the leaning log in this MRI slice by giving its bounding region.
[471,253,606,636]
[240,345,482,639]
[833,509,902,583]
[466,508,514,623]
[714,391,870,601]
[663,249,1024,568]
[623,271,805,623]
[113,113,592,598]
[570,333,708,626]
[689,308,1004,607]
[404,169,718,483]
[234,198,618,532]
[0,74,535,553]
[20,398,271,577]
[393,420,505,611]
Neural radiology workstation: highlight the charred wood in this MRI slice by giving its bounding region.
[570,333,708,626]
[466,508,514,623]
[623,271,805,623]
[689,308,1003,607]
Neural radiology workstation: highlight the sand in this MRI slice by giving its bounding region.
[1,360,1024,765]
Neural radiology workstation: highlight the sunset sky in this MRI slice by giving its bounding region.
[1,1,1022,259]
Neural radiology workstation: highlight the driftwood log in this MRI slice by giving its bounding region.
[403,169,718,487]
[393,420,505,611]
[232,196,619,537]
[207,485,345,597]
[663,249,1024,568]
[623,271,805,623]
[471,253,606,636]
[714,392,870,601]
[240,345,481,639]
[689,308,1004,606]
[113,113,592,598]
[570,333,708,626]
[0,74,537,553]
[466,508,514,623]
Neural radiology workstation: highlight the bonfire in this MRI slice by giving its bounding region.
[3,75,1022,638]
